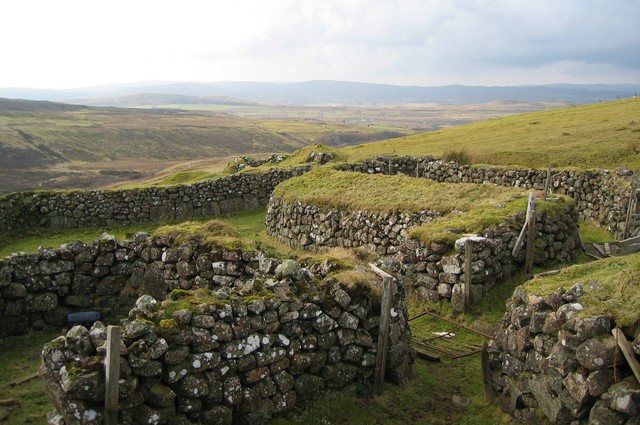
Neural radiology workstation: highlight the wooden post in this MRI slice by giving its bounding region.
[543,166,551,201]
[369,264,395,395]
[525,193,536,276]
[388,159,392,175]
[416,162,420,178]
[612,328,640,384]
[105,325,121,425]
[463,240,472,312]
[481,341,495,402]
[512,192,536,257]
[623,187,637,240]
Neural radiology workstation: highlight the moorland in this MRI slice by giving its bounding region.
[0,94,568,194]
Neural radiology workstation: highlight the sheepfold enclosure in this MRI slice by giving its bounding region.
[266,168,583,311]
[28,233,413,425]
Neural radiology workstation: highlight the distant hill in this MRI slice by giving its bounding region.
[65,93,259,108]
[0,97,401,193]
[1,80,638,105]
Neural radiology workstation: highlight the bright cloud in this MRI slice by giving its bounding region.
[1,0,638,88]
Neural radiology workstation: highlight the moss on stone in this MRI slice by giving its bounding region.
[159,318,178,330]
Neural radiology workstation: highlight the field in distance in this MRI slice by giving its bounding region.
[0,96,562,194]
[0,98,401,194]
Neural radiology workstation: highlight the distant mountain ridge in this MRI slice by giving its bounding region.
[1,80,638,105]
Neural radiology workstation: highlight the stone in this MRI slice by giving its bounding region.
[338,311,359,329]
[563,371,590,404]
[548,342,578,376]
[60,368,104,401]
[414,286,440,302]
[294,373,324,400]
[322,362,358,388]
[331,288,351,309]
[65,325,94,355]
[450,283,467,311]
[608,378,640,416]
[274,259,303,280]
[176,374,209,398]
[146,383,176,407]
[312,313,338,334]
[587,368,620,398]
[441,255,461,274]
[572,316,612,340]
[529,374,572,424]
[200,405,233,425]
[437,283,452,298]
[575,337,623,370]
[135,294,157,314]
[589,399,626,425]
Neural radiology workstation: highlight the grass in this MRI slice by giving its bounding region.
[0,329,61,424]
[523,252,640,326]
[339,98,640,171]
[0,208,267,258]
[410,195,573,246]
[579,219,616,243]
[273,167,573,245]
[273,167,531,214]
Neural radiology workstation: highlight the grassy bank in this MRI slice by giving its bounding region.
[340,98,640,171]
[523,252,640,326]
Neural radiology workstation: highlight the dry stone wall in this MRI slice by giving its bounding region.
[266,195,582,310]
[0,167,309,231]
[40,282,412,424]
[489,284,640,424]
[338,156,637,238]
[1,230,413,423]
[0,155,635,239]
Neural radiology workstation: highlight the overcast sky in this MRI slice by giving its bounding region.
[2,0,639,89]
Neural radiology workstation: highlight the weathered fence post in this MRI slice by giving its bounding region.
[463,240,472,312]
[623,186,637,240]
[525,193,536,276]
[388,159,392,175]
[416,162,420,178]
[369,264,395,395]
[512,193,536,275]
[612,328,640,383]
[105,325,121,425]
[481,341,495,402]
[543,166,551,201]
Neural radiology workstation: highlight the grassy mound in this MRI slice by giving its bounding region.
[523,253,640,326]
[273,167,572,245]
[273,167,530,213]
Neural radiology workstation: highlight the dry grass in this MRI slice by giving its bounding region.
[340,98,640,171]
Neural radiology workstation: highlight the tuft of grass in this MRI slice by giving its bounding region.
[442,147,473,165]
[154,219,243,249]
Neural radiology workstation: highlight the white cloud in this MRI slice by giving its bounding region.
[1,0,638,88]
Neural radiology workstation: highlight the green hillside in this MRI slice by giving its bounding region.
[341,98,640,170]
